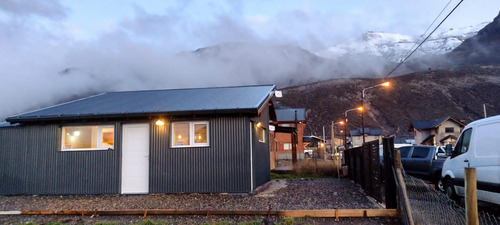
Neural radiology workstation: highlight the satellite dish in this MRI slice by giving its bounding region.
[274,91,282,98]
[269,125,275,131]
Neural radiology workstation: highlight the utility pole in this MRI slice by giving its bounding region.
[331,121,334,154]
[322,126,326,160]
[484,104,487,118]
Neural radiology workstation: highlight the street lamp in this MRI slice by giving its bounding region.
[331,120,345,154]
[361,81,390,145]
[331,120,344,178]
[344,107,363,149]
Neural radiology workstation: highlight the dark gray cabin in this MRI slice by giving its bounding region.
[0,85,276,195]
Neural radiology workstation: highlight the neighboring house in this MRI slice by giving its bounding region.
[0,85,276,195]
[303,135,322,147]
[272,108,306,160]
[303,135,326,158]
[409,116,466,146]
[349,128,383,147]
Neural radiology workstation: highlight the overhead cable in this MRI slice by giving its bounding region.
[384,0,464,78]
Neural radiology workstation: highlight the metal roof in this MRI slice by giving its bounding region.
[349,128,383,136]
[411,117,449,130]
[275,108,306,122]
[410,116,465,130]
[7,85,276,123]
[303,135,322,142]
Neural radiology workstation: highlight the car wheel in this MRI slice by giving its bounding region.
[436,178,444,192]
[444,178,457,200]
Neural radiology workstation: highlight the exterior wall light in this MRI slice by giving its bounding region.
[155,120,165,126]
[256,122,262,127]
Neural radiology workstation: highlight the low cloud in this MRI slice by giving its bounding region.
[0,1,498,121]
[0,0,67,20]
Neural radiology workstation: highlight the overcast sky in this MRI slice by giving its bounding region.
[0,0,499,119]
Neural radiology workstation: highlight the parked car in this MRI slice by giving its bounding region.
[304,148,320,158]
[397,145,447,188]
[441,115,500,205]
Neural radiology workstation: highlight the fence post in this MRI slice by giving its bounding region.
[383,137,397,209]
[395,150,414,225]
[465,167,479,225]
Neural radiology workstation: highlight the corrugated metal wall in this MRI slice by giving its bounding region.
[251,105,272,189]
[150,116,252,193]
[0,115,270,195]
[0,123,120,195]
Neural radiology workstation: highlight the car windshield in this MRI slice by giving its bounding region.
[398,146,412,158]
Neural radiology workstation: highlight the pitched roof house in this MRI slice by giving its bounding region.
[349,128,383,147]
[409,116,466,146]
[272,108,307,161]
[0,85,276,195]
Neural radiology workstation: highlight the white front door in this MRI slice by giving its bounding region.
[121,123,150,194]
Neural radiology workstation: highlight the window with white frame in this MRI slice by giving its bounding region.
[257,127,266,143]
[283,143,292,150]
[61,125,114,151]
[171,121,209,147]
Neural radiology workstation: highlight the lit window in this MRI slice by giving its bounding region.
[258,127,266,143]
[172,121,209,147]
[61,125,114,151]
[284,143,291,150]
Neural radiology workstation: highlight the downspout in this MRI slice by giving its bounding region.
[249,121,254,193]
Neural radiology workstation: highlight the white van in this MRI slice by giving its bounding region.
[441,115,500,205]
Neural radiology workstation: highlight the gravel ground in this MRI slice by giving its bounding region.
[0,178,400,224]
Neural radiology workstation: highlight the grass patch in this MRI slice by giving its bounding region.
[134,219,170,225]
[277,217,296,225]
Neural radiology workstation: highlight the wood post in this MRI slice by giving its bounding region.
[383,137,397,209]
[291,132,297,164]
[395,150,414,225]
[465,167,479,225]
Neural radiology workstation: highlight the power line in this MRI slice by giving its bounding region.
[384,0,464,79]
[403,0,453,61]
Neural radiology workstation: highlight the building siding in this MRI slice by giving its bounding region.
[1,115,270,195]
[150,116,252,193]
[0,123,121,195]
[251,105,271,189]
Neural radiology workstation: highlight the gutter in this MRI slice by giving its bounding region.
[6,108,260,123]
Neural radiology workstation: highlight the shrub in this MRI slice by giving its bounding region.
[278,217,296,225]
[292,160,337,177]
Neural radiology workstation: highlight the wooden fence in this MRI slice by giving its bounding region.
[344,140,382,202]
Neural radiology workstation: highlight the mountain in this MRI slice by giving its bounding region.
[274,65,500,138]
[316,22,488,63]
[448,11,500,66]
[184,21,491,87]
[184,43,336,87]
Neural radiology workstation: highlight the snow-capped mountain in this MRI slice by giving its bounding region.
[316,22,489,62]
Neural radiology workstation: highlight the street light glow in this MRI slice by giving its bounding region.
[357,106,364,111]
[382,81,390,87]
[339,121,344,125]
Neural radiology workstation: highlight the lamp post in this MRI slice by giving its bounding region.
[331,120,344,178]
[361,81,390,145]
[331,121,344,152]
[344,107,363,150]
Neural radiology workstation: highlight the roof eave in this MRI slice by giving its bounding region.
[6,108,259,123]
